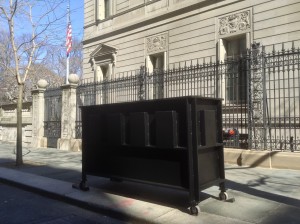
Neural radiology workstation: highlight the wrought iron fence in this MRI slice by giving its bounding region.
[76,43,300,151]
[260,45,300,151]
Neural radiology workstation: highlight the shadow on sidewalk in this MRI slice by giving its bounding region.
[0,156,212,211]
[1,144,300,223]
[226,179,300,208]
[0,157,135,222]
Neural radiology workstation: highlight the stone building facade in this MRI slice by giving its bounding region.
[81,0,300,151]
[82,0,300,80]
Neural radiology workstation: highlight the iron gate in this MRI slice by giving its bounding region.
[44,87,62,148]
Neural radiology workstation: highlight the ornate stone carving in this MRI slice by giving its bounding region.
[146,33,168,54]
[248,42,265,149]
[218,10,251,36]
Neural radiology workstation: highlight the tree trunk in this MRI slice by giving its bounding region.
[16,83,24,166]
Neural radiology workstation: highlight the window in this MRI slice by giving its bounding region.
[100,64,110,104]
[90,44,118,104]
[96,0,112,20]
[225,36,246,61]
[150,53,164,73]
[100,65,109,80]
[145,33,168,99]
[220,35,247,104]
[147,53,165,99]
[104,0,110,18]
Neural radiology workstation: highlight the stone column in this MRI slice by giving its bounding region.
[31,79,48,148]
[57,74,81,151]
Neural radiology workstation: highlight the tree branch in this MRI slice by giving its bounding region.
[23,5,36,82]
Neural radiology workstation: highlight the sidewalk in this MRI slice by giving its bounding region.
[0,143,300,224]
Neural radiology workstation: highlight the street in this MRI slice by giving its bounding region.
[0,182,128,224]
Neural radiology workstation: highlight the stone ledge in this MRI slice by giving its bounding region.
[224,148,300,170]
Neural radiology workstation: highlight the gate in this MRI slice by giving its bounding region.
[44,87,62,148]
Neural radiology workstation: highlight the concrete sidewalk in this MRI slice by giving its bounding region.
[0,143,300,224]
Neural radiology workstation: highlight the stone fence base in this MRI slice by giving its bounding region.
[58,138,82,152]
[224,148,300,170]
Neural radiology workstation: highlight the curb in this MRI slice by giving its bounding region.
[0,167,154,224]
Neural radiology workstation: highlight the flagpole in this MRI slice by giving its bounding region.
[66,4,70,84]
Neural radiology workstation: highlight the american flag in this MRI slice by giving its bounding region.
[66,22,72,57]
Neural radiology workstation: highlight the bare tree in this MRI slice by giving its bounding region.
[0,30,15,102]
[0,31,64,103]
[0,0,66,166]
[44,37,83,78]
[0,30,14,73]
[69,38,83,78]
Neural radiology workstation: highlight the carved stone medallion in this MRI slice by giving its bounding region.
[218,10,251,36]
[146,33,168,54]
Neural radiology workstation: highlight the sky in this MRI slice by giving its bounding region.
[69,1,84,39]
[0,0,84,65]
[0,1,84,40]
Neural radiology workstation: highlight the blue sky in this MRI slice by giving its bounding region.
[69,1,84,39]
[0,1,84,42]
[0,0,84,60]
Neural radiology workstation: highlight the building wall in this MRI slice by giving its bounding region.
[83,0,300,79]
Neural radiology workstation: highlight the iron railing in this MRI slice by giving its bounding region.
[75,44,300,151]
